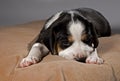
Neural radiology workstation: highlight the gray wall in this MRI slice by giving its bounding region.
[0,0,120,29]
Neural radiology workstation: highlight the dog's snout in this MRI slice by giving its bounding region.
[73,53,84,58]
[74,56,86,63]
[73,52,87,63]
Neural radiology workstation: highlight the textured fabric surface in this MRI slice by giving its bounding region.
[0,21,120,81]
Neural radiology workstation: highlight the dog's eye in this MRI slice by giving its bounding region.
[62,41,70,46]
[82,35,92,45]
[60,40,72,49]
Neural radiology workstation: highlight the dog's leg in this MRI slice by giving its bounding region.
[20,43,49,67]
[86,49,104,64]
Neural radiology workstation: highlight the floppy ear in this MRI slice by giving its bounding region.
[77,13,99,48]
[88,22,99,48]
[44,12,71,55]
[48,20,62,55]
[49,28,58,55]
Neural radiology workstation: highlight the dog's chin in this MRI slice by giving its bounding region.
[74,57,87,63]
[58,50,88,63]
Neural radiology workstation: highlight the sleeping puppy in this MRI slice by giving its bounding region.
[20,8,111,67]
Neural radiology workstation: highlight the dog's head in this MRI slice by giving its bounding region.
[41,10,98,60]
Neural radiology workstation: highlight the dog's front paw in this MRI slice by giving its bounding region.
[19,56,39,68]
[86,56,104,64]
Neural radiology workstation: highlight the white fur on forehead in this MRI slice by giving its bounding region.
[69,21,85,41]
[45,11,63,29]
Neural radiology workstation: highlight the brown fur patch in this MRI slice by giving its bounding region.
[68,34,87,42]
[56,43,63,53]
[81,34,87,41]
[68,35,74,43]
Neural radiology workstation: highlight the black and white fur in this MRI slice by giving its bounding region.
[20,8,111,67]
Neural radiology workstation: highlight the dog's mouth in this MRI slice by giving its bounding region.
[74,57,87,63]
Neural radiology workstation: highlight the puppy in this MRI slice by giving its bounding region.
[20,8,111,67]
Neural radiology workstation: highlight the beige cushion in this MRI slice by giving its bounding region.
[0,21,120,81]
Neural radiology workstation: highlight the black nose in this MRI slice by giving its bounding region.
[74,57,87,63]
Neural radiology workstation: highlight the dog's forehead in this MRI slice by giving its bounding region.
[44,10,86,41]
[69,21,85,41]
[44,10,82,29]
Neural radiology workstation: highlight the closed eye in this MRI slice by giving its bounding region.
[62,40,71,47]
[58,39,73,49]
[57,32,73,49]
[61,40,72,48]
[82,35,92,46]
